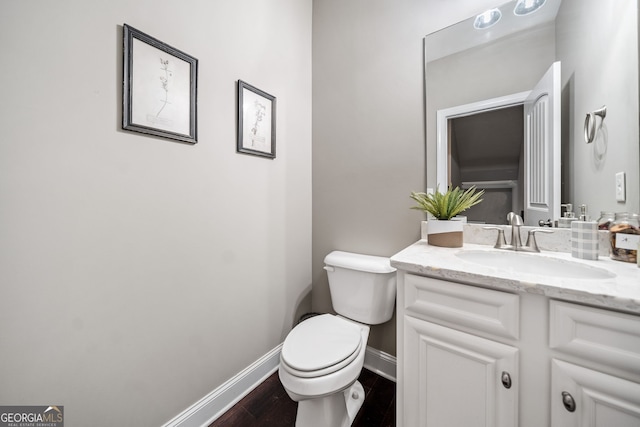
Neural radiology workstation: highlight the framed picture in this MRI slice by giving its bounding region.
[122,24,198,144]
[237,80,276,159]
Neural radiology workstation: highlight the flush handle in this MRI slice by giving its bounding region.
[562,391,576,412]
[501,371,512,389]
[323,266,335,272]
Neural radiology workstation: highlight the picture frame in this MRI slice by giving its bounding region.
[237,80,276,159]
[122,24,198,144]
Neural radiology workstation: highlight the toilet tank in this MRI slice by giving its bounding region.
[324,251,397,325]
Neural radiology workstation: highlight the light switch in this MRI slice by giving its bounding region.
[615,172,626,202]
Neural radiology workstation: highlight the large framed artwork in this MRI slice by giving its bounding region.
[237,80,276,159]
[122,24,198,144]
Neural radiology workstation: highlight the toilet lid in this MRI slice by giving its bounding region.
[281,314,362,373]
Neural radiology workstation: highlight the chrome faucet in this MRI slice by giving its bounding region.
[484,212,553,252]
[507,212,523,249]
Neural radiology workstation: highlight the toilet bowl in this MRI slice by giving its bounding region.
[278,251,396,427]
[279,314,370,427]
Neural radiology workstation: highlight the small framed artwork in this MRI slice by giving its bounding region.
[122,24,198,144]
[237,80,276,159]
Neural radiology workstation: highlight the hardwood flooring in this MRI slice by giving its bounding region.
[209,368,396,426]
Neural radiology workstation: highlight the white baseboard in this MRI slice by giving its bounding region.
[162,344,282,427]
[163,344,396,427]
[364,346,397,382]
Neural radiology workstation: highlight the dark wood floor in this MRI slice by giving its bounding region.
[209,368,396,426]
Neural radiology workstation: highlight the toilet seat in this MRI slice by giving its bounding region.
[281,314,362,379]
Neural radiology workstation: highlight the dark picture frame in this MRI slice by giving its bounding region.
[237,80,276,159]
[122,24,198,144]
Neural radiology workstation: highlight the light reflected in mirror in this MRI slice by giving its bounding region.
[425,0,639,225]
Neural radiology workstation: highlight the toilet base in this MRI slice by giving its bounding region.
[295,381,365,427]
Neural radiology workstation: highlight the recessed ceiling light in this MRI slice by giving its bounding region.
[514,0,547,16]
[473,8,502,30]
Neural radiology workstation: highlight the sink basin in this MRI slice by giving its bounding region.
[455,250,616,280]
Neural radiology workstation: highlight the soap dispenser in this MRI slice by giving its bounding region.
[571,204,599,260]
[578,204,590,221]
[558,203,577,228]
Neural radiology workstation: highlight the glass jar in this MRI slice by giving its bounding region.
[609,213,640,263]
[597,211,616,230]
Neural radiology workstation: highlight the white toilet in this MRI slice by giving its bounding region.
[278,250,397,427]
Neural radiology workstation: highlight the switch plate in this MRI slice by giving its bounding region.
[615,172,626,202]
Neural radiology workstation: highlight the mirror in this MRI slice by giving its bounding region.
[425,0,639,225]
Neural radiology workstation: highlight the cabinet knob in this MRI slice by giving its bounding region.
[501,371,512,389]
[562,391,576,412]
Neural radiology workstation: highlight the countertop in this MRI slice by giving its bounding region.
[391,240,640,314]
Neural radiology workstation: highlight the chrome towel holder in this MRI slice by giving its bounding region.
[584,105,607,143]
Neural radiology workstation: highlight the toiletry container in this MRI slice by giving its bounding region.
[597,211,616,230]
[558,203,577,228]
[609,213,640,263]
[571,220,599,260]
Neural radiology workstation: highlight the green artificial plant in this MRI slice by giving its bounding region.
[410,186,484,220]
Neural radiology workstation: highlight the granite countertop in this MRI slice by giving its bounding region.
[391,240,640,314]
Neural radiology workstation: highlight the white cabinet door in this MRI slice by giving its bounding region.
[403,316,519,427]
[551,359,640,427]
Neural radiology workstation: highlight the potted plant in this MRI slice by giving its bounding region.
[410,186,484,247]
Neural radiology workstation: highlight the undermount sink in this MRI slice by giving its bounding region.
[455,250,616,280]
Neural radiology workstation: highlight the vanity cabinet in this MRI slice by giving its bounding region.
[396,270,640,427]
[400,273,520,426]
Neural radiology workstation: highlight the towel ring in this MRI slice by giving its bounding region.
[584,105,607,143]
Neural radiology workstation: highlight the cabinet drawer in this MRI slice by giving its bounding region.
[404,274,520,340]
[550,300,640,374]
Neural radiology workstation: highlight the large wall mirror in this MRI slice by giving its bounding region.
[425,0,639,225]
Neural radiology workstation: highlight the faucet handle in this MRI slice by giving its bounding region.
[483,226,508,249]
[524,229,554,252]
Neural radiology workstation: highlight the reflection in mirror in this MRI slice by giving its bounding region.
[452,106,524,225]
[425,0,639,225]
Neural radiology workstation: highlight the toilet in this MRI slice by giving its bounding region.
[278,251,397,427]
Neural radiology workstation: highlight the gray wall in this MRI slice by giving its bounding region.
[557,0,639,214]
[312,0,427,356]
[0,1,312,425]
[311,0,500,356]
